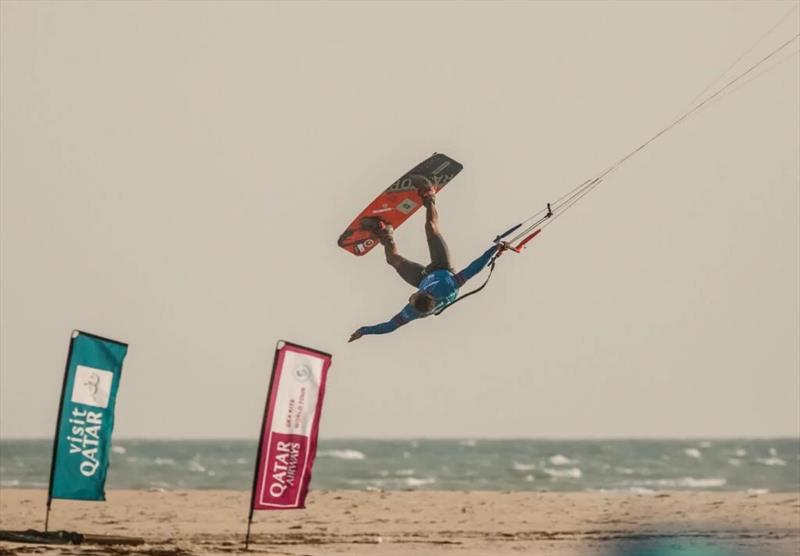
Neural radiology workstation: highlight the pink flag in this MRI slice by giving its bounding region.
[250,341,332,511]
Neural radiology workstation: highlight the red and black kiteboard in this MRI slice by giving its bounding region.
[337,153,463,256]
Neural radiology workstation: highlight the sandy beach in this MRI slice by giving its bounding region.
[1,489,798,555]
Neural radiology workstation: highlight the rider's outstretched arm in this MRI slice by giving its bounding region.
[453,244,500,286]
[356,304,420,337]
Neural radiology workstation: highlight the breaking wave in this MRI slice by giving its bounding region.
[549,454,575,466]
[404,477,436,488]
[757,457,787,466]
[634,477,727,489]
[544,467,583,479]
[512,461,536,471]
[318,449,366,460]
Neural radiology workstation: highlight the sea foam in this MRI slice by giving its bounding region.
[635,477,727,489]
[549,454,574,466]
[544,467,583,479]
[187,460,206,473]
[757,457,787,466]
[404,477,436,488]
[512,461,536,472]
[318,449,366,460]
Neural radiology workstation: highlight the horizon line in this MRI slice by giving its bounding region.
[2,435,798,442]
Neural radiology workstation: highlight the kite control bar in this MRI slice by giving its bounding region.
[437,204,552,316]
[494,203,552,254]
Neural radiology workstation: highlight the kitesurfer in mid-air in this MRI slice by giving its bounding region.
[349,176,508,342]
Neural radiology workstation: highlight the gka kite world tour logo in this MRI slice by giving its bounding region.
[293,364,311,383]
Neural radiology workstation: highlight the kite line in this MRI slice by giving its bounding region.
[439,7,799,314]
[503,10,799,251]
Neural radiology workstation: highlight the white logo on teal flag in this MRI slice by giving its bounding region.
[71,365,114,408]
[49,331,128,502]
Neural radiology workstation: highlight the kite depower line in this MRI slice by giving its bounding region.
[438,8,800,316]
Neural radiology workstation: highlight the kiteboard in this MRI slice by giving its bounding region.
[337,153,463,256]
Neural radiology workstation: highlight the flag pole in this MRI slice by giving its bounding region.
[44,330,79,532]
[244,512,254,551]
[244,341,284,550]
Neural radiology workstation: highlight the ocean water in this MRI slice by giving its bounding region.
[1,439,797,492]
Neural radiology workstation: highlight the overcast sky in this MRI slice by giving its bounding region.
[2,1,798,439]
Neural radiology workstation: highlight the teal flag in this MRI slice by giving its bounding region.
[49,331,128,501]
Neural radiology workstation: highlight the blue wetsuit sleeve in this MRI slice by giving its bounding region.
[358,304,420,336]
[454,245,499,286]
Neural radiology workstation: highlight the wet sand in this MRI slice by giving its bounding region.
[1,489,798,555]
